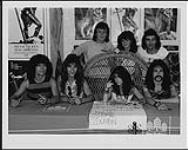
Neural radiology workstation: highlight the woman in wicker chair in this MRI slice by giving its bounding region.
[103,66,145,105]
[57,54,94,105]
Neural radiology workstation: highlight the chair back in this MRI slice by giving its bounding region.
[84,53,148,100]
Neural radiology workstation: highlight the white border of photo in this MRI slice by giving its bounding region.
[2,1,187,149]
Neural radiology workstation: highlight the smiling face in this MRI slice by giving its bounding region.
[96,28,107,43]
[145,35,157,52]
[121,38,131,52]
[35,63,47,76]
[153,65,164,82]
[67,63,78,78]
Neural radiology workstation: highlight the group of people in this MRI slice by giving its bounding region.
[10,21,178,111]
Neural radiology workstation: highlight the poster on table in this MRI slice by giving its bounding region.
[8,7,46,59]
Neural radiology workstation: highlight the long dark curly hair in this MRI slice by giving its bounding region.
[117,31,137,53]
[142,28,161,50]
[145,59,171,94]
[27,54,53,83]
[108,66,133,96]
[92,21,110,42]
[60,54,84,96]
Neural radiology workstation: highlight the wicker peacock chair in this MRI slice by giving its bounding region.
[84,52,148,101]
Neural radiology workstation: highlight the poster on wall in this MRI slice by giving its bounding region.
[8,8,46,59]
[75,8,107,40]
[144,8,178,40]
[111,8,142,46]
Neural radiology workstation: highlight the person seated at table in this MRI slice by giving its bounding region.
[9,54,59,107]
[103,66,145,105]
[137,28,169,66]
[57,54,94,105]
[143,59,178,110]
[115,30,138,54]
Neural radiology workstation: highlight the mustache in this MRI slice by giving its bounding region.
[154,75,163,82]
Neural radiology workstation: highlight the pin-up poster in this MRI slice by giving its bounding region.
[111,8,142,46]
[75,8,107,40]
[144,8,178,40]
[8,8,46,59]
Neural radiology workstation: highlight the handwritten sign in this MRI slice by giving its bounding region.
[9,44,44,59]
[89,101,147,130]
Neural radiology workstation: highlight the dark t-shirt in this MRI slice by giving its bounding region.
[26,80,52,100]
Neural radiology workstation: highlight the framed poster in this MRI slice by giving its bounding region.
[75,7,107,40]
[8,7,47,59]
[111,8,142,46]
[144,8,179,46]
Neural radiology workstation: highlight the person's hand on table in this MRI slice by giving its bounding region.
[153,101,168,110]
[74,97,82,105]
[68,97,75,105]
[10,99,20,107]
[38,94,48,105]
[157,103,168,110]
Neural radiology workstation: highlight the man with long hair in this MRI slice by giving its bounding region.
[143,59,178,110]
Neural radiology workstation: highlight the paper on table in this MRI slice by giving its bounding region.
[43,105,67,112]
[89,101,147,130]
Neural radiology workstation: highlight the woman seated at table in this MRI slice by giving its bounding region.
[10,54,59,107]
[143,59,178,110]
[57,54,94,105]
[103,66,145,105]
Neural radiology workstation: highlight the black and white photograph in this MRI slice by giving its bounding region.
[2,1,187,149]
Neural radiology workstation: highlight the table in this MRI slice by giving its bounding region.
[9,100,180,134]
[144,103,180,134]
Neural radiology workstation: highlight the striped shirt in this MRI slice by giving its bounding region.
[27,80,52,100]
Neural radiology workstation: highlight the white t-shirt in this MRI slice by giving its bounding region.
[137,46,169,64]
[72,40,114,63]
